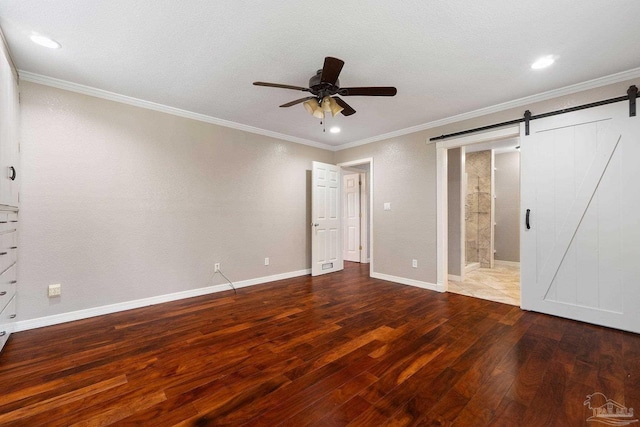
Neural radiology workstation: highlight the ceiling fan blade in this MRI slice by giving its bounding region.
[339,86,397,96]
[253,82,310,91]
[279,96,315,108]
[320,57,344,85]
[333,97,356,116]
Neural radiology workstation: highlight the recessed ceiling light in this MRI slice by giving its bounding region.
[531,55,554,70]
[30,34,61,49]
[329,127,341,134]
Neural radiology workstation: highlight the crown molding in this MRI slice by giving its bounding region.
[336,66,640,151]
[18,71,335,151]
[19,67,640,153]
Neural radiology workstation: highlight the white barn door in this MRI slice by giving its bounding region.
[343,173,361,262]
[521,102,640,333]
[312,161,343,276]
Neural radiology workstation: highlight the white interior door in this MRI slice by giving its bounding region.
[343,173,361,262]
[521,102,640,333]
[312,161,343,276]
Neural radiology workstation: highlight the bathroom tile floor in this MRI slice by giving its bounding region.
[448,263,520,306]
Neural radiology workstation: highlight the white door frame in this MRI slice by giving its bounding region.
[342,171,362,262]
[434,126,520,292]
[337,158,374,275]
[358,171,369,263]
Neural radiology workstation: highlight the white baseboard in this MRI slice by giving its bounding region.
[494,260,520,267]
[14,269,311,332]
[371,272,444,293]
[448,274,462,282]
[465,263,481,274]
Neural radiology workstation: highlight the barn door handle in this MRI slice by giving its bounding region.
[8,166,15,181]
[525,209,531,230]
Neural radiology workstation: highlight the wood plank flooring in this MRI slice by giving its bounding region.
[1,262,639,426]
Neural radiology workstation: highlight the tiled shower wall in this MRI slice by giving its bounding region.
[465,150,492,267]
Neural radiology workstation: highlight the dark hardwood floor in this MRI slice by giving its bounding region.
[1,262,639,426]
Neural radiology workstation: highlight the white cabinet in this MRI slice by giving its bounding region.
[0,35,19,352]
[0,40,19,207]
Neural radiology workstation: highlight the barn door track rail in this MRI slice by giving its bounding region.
[430,85,639,142]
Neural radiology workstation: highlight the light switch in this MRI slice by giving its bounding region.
[384,202,391,211]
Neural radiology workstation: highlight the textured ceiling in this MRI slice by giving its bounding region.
[1,1,640,148]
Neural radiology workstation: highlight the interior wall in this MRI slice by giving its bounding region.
[334,133,436,284]
[17,81,333,321]
[447,147,462,276]
[335,78,640,286]
[17,76,640,320]
[494,151,520,262]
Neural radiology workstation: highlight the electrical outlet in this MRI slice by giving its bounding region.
[214,263,220,273]
[48,284,61,297]
[264,257,269,266]
[412,259,418,268]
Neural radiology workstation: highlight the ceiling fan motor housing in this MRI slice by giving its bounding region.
[309,69,340,99]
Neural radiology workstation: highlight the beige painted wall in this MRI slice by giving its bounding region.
[494,151,520,262]
[17,76,640,321]
[334,133,437,283]
[335,78,640,285]
[18,81,333,321]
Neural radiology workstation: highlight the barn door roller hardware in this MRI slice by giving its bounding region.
[430,85,640,141]
[628,85,638,117]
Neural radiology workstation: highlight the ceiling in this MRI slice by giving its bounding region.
[1,1,640,149]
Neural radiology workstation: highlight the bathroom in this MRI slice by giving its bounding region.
[448,139,521,305]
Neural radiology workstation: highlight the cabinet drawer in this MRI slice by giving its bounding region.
[0,215,17,234]
[0,295,16,351]
[0,263,16,312]
[0,231,17,273]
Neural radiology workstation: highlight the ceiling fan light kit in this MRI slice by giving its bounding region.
[303,98,319,115]
[253,56,397,121]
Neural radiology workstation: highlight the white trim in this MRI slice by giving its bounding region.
[437,126,520,150]
[18,71,333,151]
[336,67,640,151]
[371,272,443,292]
[448,274,462,282]
[436,127,524,295]
[232,269,310,288]
[465,262,481,274]
[19,67,640,153]
[359,171,368,264]
[14,269,310,332]
[337,158,374,277]
[436,146,448,291]
[494,260,521,267]
[459,146,466,281]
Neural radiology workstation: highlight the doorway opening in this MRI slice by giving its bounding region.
[436,127,521,306]
[338,158,373,273]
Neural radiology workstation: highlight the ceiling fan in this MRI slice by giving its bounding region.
[253,56,397,119]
